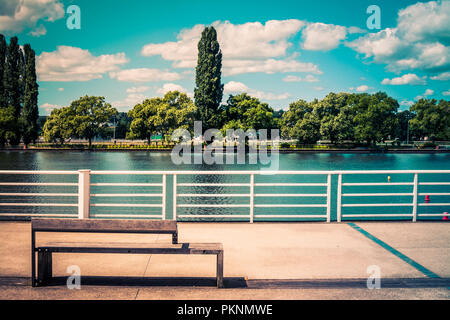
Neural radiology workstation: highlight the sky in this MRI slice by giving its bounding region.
[0,0,449,115]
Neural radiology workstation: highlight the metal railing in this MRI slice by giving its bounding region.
[0,170,449,222]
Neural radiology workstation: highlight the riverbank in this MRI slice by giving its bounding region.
[1,147,449,153]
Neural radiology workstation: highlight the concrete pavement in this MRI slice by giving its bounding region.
[0,221,448,299]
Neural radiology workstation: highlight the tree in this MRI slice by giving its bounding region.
[127,91,197,143]
[395,110,415,142]
[42,107,74,144]
[409,99,450,141]
[21,44,39,147]
[3,36,23,145]
[194,26,223,129]
[43,96,117,147]
[221,93,278,136]
[70,96,117,147]
[281,99,314,138]
[352,92,399,145]
[0,35,6,108]
[0,35,7,146]
[291,111,321,144]
[317,93,353,144]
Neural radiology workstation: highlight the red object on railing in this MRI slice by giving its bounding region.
[425,195,430,203]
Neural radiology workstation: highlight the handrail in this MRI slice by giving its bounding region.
[0,170,448,222]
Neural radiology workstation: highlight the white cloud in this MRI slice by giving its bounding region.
[126,86,150,93]
[223,57,322,76]
[301,23,348,51]
[111,93,148,110]
[40,103,60,114]
[415,88,435,100]
[156,83,191,96]
[400,100,414,107]
[141,19,322,76]
[109,68,181,82]
[356,85,369,92]
[37,46,129,82]
[282,74,319,82]
[0,0,64,34]
[224,81,290,100]
[430,72,450,81]
[347,1,450,73]
[313,86,324,91]
[381,74,427,85]
[142,20,304,61]
[443,90,450,96]
[29,24,46,37]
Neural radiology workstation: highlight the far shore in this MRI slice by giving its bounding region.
[0,147,449,154]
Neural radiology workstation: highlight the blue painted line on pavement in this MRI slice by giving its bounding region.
[347,222,440,279]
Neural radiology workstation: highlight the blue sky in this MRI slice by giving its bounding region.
[1,0,449,115]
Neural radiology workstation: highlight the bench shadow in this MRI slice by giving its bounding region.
[49,276,247,288]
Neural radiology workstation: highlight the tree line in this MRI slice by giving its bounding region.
[42,90,449,146]
[0,35,39,147]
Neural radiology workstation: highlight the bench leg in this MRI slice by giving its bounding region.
[172,232,178,244]
[216,251,224,288]
[37,250,52,286]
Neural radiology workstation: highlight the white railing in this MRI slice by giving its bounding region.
[0,170,449,222]
[336,170,450,222]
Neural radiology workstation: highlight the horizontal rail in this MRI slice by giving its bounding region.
[0,193,78,197]
[343,182,413,186]
[91,193,163,197]
[90,203,163,207]
[0,203,77,207]
[177,183,250,187]
[342,203,413,207]
[343,193,413,197]
[0,183,77,186]
[90,183,162,187]
[178,194,249,197]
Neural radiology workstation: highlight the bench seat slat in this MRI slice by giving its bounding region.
[32,218,177,233]
[37,242,223,254]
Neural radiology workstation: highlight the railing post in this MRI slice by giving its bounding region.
[162,174,166,220]
[78,169,91,219]
[412,173,418,222]
[326,174,331,223]
[250,174,254,223]
[173,174,177,221]
[337,174,342,223]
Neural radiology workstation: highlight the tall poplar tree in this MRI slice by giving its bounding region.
[21,44,39,146]
[0,35,6,107]
[194,26,223,130]
[3,36,22,145]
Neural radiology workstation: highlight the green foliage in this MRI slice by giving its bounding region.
[221,94,278,134]
[409,99,450,141]
[42,107,74,144]
[194,26,223,129]
[0,35,39,147]
[0,35,6,108]
[2,36,23,145]
[21,44,39,146]
[352,92,399,145]
[42,96,117,147]
[281,92,399,145]
[127,91,197,143]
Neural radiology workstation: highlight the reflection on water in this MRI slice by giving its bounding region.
[0,151,449,220]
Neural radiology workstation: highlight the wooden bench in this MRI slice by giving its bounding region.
[31,218,224,288]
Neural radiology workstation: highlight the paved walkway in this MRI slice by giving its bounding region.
[0,221,449,299]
